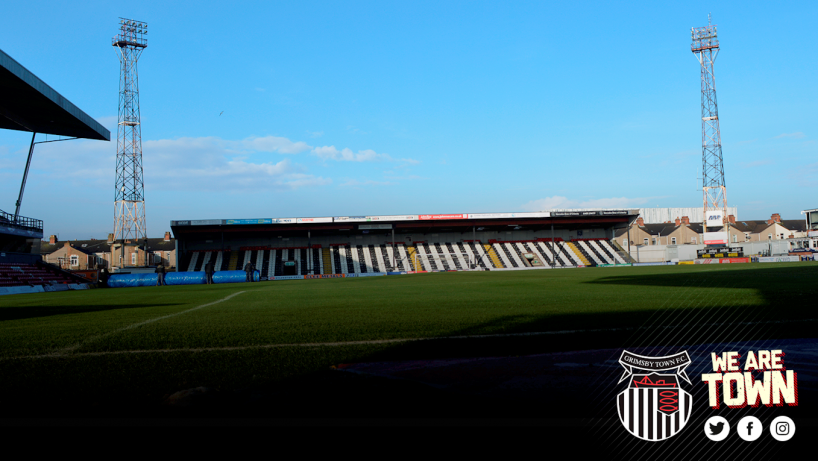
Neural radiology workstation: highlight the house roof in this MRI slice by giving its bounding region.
[613,218,808,239]
[729,219,806,234]
[41,237,175,255]
[614,222,701,238]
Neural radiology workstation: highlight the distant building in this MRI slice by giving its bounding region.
[614,213,807,247]
[42,240,102,270]
[633,207,738,224]
[41,231,176,270]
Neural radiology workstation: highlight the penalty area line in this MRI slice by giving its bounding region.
[11,317,818,360]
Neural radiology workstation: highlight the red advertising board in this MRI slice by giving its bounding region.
[719,257,750,264]
[418,214,467,220]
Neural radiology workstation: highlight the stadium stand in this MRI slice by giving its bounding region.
[523,242,545,266]
[482,244,501,269]
[344,245,354,273]
[491,243,512,268]
[351,246,362,273]
[565,242,591,266]
[506,243,526,267]
[582,240,608,264]
[587,240,611,264]
[186,252,199,272]
[167,210,641,277]
[321,248,331,274]
[372,245,385,272]
[576,240,601,266]
[538,241,558,266]
[0,262,84,287]
[586,240,613,264]
[406,244,417,271]
[1,49,110,270]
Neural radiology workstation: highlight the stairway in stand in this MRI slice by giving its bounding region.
[406,246,418,271]
[565,242,591,266]
[484,244,503,268]
[322,248,332,274]
[227,251,240,270]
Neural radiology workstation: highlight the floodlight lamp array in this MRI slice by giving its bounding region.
[691,24,718,52]
[113,18,148,47]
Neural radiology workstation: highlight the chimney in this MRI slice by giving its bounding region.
[164,231,171,242]
[636,217,645,227]
[771,213,781,223]
[675,217,681,226]
[107,233,114,244]
[681,216,690,225]
[63,241,71,248]
[728,215,736,224]
[49,235,58,244]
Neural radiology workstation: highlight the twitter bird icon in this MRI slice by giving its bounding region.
[705,416,730,441]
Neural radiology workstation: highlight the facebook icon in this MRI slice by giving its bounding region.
[738,416,762,442]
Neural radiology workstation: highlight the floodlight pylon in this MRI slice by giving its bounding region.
[692,15,728,238]
[112,18,148,245]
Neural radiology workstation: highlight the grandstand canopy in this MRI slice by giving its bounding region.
[0,48,110,141]
[171,210,639,239]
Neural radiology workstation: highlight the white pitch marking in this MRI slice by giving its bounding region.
[12,317,817,361]
[50,291,247,356]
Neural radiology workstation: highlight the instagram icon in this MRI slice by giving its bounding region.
[770,416,795,442]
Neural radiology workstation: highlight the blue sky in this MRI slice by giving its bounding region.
[1,1,816,239]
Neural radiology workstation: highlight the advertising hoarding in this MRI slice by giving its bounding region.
[702,231,728,245]
[226,219,272,225]
[704,211,724,228]
[363,215,416,221]
[600,210,630,216]
[418,214,467,220]
[551,211,600,217]
[173,220,224,226]
[467,212,551,219]
[697,247,744,258]
[296,217,333,224]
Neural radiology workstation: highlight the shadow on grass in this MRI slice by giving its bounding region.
[1,265,817,420]
[0,303,185,322]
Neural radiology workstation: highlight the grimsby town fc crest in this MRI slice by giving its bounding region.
[616,350,693,442]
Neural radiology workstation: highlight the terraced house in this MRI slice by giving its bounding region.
[41,232,177,271]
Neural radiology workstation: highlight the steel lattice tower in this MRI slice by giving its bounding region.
[691,15,727,236]
[112,18,148,243]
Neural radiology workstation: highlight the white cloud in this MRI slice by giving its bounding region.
[312,145,390,162]
[339,179,395,187]
[0,136,329,193]
[2,133,413,198]
[311,145,418,164]
[520,195,651,211]
[774,132,805,139]
[239,136,312,154]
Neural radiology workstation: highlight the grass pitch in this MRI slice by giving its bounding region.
[0,262,815,417]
